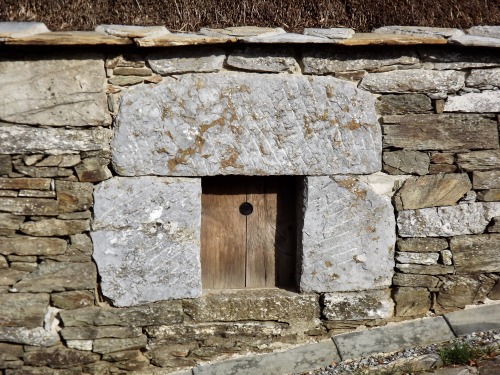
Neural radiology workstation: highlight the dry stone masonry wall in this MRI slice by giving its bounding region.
[0,23,499,374]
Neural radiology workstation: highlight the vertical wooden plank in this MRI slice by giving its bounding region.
[274,177,297,289]
[246,177,278,288]
[200,177,246,289]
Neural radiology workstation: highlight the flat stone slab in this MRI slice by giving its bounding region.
[193,341,339,375]
[91,176,202,306]
[135,33,236,47]
[444,91,500,113]
[300,176,395,292]
[113,73,381,176]
[147,48,225,74]
[449,35,500,48]
[0,22,49,38]
[4,31,132,45]
[199,26,286,38]
[0,125,112,155]
[333,317,455,359]
[0,54,109,126]
[95,24,169,38]
[304,28,354,39]
[467,26,500,39]
[444,304,500,336]
[372,26,463,39]
[397,202,500,237]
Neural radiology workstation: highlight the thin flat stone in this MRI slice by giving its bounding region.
[304,28,355,39]
[300,176,395,292]
[226,47,297,73]
[474,171,500,189]
[0,125,111,155]
[5,31,133,45]
[199,26,286,38]
[457,150,500,171]
[397,202,500,237]
[360,70,465,94]
[0,236,67,256]
[467,26,500,39]
[420,50,500,70]
[0,293,49,328]
[449,35,500,48]
[396,252,440,265]
[112,73,381,176]
[336,33,447,46]
[193,341,339,375]
[0,22,49,38]
[147,48,225,74]
[333,317,455,359]
[444,304,500,335]
[0,327,59,347]
[91,177,202,306]
[135,33,236,47]
[372,26,463,39]
[95,24,169,38]
[444,91,500,113]
[243,33,332,43]
[451,234,500,273]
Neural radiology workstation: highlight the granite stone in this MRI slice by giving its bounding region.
[113,73,381,176]
[300,176,395,292]
[91,176,202,306]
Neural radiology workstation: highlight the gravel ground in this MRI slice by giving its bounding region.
[296,330,500,375]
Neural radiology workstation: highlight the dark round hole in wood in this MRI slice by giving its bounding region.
[239,202,253,216]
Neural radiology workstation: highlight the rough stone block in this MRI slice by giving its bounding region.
[93,336,148,354]
[0,236,67,256]
[394,173,471,210]
[0,326,59,347]
[383,115,498,150]
[13,261,96,293]
[394,287,431,316]
[436,275,495,310]
[383,150,429,175]
[51,291,94,310]
[300,176,395,292]
[396,252,439,265]
[0,125,112,155]
[396,264,454,275]
[226,47,297,72]
[193,341,339,375]
[466,68,500,88]
[473,171,500,189]
[478,189,500,202]
[376,94,432,115]
[429,164,458,174]
[0,154,12,175]
[92,176,202,306]
[397,202,500,237]
[444,304,500,335]
[0,213,25,235]
[0,293,49,328]
[0,178,51,190]
[0,269,27,286]
[419,49,500,70]
[0,54,109,126]
[451,234,500,273]
[20,219,89,236]
[0,197,58,216]
[183,289,319,323]
[333,317,455,359]
[74,157,112,182]
[360,70,465,93]
[444,91,500,113]
[112,73,381,176]
[61,326,142,340]
[147,48,225,74]
[23,345,100,368]
[397,238,448,252]
[55,180,93,213]
[302,49,418,73]
[457,150,500,171]
[59,302,183,327]
[392,273,440,288]
[323,289,394,320]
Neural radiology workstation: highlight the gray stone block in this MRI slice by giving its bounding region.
[466,68,500,88]
[372,26,463,38]
[193,341,339,375]
[226,47,297,72]
[333,317,455,359]
[300,176,395,292]
[0,54,109,126]
[323,289,394,320]
[92,176,202,306]
[147,48,225,74]
[112,73,381,176]
[444,91,500,113]
[0,125,111,155]
[444,304,500,336]
[467,26,500,39]
[360,70,465,94]
[397,202,500,237]
[449,35,500,48]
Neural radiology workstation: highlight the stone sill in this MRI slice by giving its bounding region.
[0,22,499,48]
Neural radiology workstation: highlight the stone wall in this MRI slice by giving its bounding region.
[0,24,499,374]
